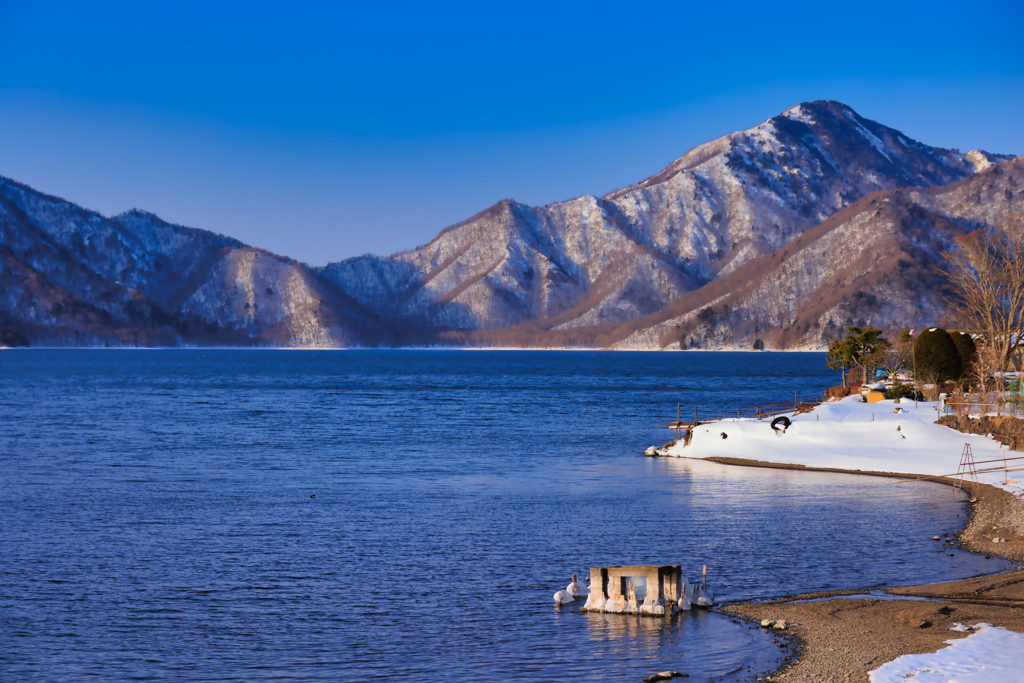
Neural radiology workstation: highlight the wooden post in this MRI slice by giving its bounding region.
[913,330,918,409]
[702,565,707,590]
[695,407,699,426]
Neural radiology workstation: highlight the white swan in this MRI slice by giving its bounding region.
[677,577,692,611]
[695,584,714,607]
[566,573,590,597]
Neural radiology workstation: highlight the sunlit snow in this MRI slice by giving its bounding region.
[869,623,1024,682]
[663,395,1024,496]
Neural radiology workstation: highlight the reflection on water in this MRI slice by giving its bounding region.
[570,609,781,680]
[0,350,1008,682]
[654,458,1001,601]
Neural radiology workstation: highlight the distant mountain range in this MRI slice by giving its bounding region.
[1,100,1020,348]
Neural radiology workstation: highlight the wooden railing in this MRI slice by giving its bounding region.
[945,392,1024,418]
[666,393,827,429]
[990,432,1018,451]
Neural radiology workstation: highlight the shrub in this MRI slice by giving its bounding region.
[888,380,923,401]
[675,335,700,350]
[914,327,962,383]
[830,385,851,398]
[0,327,30,347]
[697,307,717,326]
[949,331,977,377]
[679,335,701,349]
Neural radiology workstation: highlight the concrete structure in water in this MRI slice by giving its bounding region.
[581,565,683,616]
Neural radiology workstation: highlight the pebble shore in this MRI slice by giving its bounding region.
[722,478,1024,682]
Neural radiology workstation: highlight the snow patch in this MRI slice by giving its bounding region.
[965,150,995,173]
[869,623,1024,682]
[783,104,815,125]
[845,111,893,163]
[664,396,1024,496]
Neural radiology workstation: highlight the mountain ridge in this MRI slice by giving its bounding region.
[0,100,1018,348]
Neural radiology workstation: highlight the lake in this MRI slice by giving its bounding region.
[0,350,1006,681]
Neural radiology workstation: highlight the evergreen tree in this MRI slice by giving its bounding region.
[826,327,890,386]
[949,331,977,379]
[914,327,962,383]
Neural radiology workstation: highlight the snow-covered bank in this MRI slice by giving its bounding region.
[660,395,1024,497]
[869,623,1024,682]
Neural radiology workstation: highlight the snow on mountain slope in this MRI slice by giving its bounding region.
[1,100,1016,347]
[324,100,1007,345]
[603,100,981,280]
[178,247,371,347]
[607,157,1024,351]
[0,176,384,346]
[322,197,699,331]
[0,179,242,306]
[0,182,182,345]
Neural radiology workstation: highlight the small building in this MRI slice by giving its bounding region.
[582,565,682,616]
[846,364,868,386]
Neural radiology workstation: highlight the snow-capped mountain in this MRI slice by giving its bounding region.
[606,156,1024,350]
[0,100,1017,347]
[320,100,1012,344]
[0,178,389,346]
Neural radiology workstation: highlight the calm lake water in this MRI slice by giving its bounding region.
[0,350,1007,682]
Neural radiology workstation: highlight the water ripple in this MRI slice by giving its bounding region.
[0,350,1006,682]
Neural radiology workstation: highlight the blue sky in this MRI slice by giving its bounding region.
[1,0,1022,265]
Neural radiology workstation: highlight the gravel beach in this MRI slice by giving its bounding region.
[719,472,1024,682]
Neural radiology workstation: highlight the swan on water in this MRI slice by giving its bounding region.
[555,573,590,604]
[695,583,714,607]
[677,577,692,611]
[566,573,590,597]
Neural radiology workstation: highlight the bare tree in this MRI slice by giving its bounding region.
[919,370,941,402]
[941,213,1024,375]
[974,342,1009,414]
[875,327,912,381]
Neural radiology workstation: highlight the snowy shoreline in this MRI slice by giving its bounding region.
[657,395,1024,498]
[655,395,1024,681]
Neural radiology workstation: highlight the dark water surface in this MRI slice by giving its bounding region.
[0,350,1007,682]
